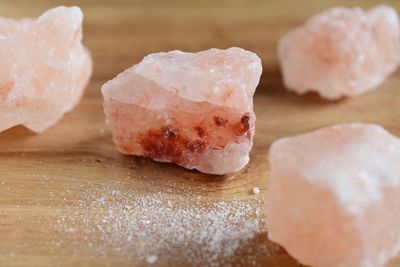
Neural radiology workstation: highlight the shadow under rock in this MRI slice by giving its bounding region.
[119,153,238,182]
[230,231,307,267]
[0,125,37,145]
[113,155,238,197]
[255,64,346,107]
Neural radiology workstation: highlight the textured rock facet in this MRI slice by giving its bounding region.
[102,48,262,175]
[0,6,92,132]
[278,5,400,100]
[267,123,400,267]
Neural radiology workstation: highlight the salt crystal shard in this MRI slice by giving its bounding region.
[0,6,92,132]
[267,123,400,267]
[101,48,262,175]
[278,5,400,100]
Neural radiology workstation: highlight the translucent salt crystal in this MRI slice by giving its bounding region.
[278,5,400,100]
[267,123,400,267]
[0,6,92,132]
[101,47,262,175]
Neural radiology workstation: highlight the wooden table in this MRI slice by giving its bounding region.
[1,1,400,266]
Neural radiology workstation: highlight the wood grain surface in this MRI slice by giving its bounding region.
[1,1,400,266]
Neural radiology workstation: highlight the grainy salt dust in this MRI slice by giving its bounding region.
[53,182,268,266]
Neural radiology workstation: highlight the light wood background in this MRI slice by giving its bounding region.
[1,1,400,266]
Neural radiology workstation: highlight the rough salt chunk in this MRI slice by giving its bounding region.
[267,123,400,267]
[101,47,262,175]
[0,6,92,132]
[278,5,400,100]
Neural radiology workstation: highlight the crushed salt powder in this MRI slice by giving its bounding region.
[53,183,267,266]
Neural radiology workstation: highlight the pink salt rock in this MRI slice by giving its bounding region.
[278,5,400,100]
[267,123,400,267]
[101,47,262,175]
[0,6,92,132]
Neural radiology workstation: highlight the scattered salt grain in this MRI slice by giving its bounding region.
[252,187,260,195]
[53,182,266,266]
[146,255,158,264]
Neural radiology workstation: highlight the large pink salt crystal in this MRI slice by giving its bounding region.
[278,5,400,100]
[0,6,92,132]
[267,123,400,267]
[101,48,262,175]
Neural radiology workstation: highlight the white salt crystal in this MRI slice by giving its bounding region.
[146,255,158,264]
[252,187,260,195]
[52,182,265,266]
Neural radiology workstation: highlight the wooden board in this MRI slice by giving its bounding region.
[1,1,400,266]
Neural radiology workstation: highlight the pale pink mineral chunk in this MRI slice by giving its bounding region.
[0,6,92,132]
[101,47,262,175]
[278,5,400,100]
[267,123,400,267]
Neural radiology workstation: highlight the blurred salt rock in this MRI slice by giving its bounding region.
[267,123,400,267]
[102,47,262,175]
[0,6,92,132]
[278,5,400,100]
